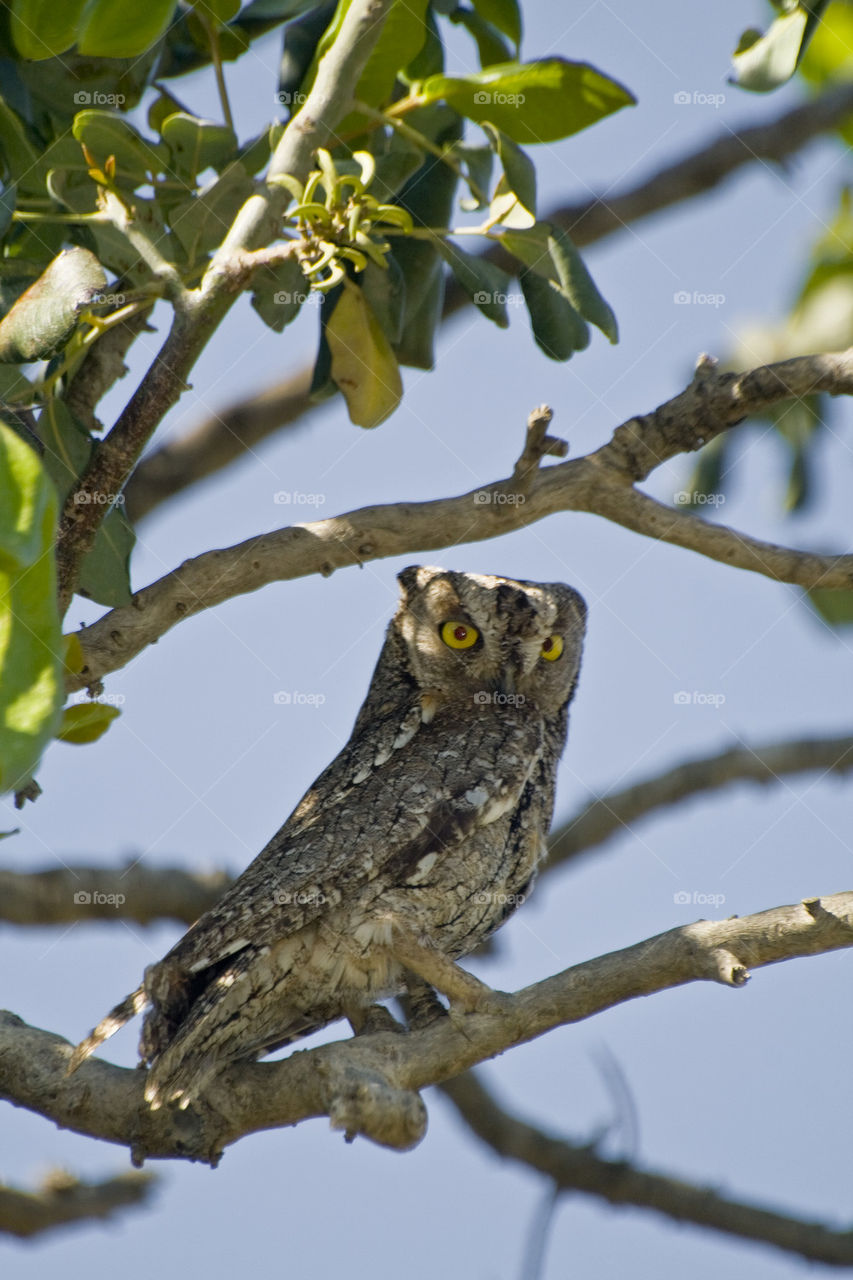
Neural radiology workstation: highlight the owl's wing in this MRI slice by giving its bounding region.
[157,701,543,976]
[68,702,543,1075]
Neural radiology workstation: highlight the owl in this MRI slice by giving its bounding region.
[69,566,587,1108]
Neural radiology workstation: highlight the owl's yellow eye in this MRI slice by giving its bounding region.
[441,620,479,650]
[541,635,564,661]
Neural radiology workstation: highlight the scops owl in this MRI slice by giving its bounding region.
[70,566,587,1107]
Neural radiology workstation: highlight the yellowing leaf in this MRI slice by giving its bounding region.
[326,283,403,428]
[56,701,121,744]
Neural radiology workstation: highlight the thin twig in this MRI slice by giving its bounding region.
[441,1072,853,1269]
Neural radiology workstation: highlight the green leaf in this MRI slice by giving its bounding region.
[160,112,238,183]
[76,504,135,607]
[250,256,311,331]
[38,398,134,606]
[0,364,34,405]
[502,221,617,341]
[800,2,853,88]
[806,587,853,628]
[358,257,405,345]
[0,98,41,185]
[307,0,430,127]
[472,0,521,50]
[38,397,91,504]
[519,268,589,361]
[0,182,16,240]
[168,162,254,264]
[63,632,85,675]
[0,421,63,793]
[384,104,462,366]
[72,110,168,186]
[371,131,426,202]
[9,0,88,60]
[191,0,242,22]
[547,224,617,342]
[452,143,493,210]
[437,239,512,327]
[403,3,443,80]
[77,0,177,58]
[56,700,121,744]
[0,248,106,364]
[239,122,285,176]
[730,3,828,92]
[326,282,403,427]
[451,8,512,69]
[418,59,635,144]
[481,122,535,214]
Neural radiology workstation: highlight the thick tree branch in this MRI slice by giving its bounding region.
[54,0,394,611]
[440,1072,853,1269]
[0,862,230,926]
[124,85,853,522]
[69,350,853,690]
[549,733,853,867]
[6,733,851,928]
[0,1171,155,1239]
[2,893,851,1166]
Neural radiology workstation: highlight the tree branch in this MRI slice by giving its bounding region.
[69,349,853,690]
[0,862,230,926]
[2,893,851,1166]
[549,733,853,868]
[54,0,395,611]
[0,1171,155,1239]
[440,1072,853,1269]
[124,85,853,522]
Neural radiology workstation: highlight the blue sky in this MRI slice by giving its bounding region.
[3,2,852,1277]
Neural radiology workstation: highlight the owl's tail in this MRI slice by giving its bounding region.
[65,986,147,1076]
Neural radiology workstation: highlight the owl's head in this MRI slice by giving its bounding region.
[392,566,587,716]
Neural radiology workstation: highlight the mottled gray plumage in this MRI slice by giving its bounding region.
[70,566,586,1107]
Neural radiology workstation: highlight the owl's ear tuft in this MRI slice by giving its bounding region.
[397,565,443,601]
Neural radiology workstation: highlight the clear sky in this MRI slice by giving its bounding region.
[4,2,852,1277]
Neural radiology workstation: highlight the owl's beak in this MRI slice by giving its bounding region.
[498,665,517,696]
